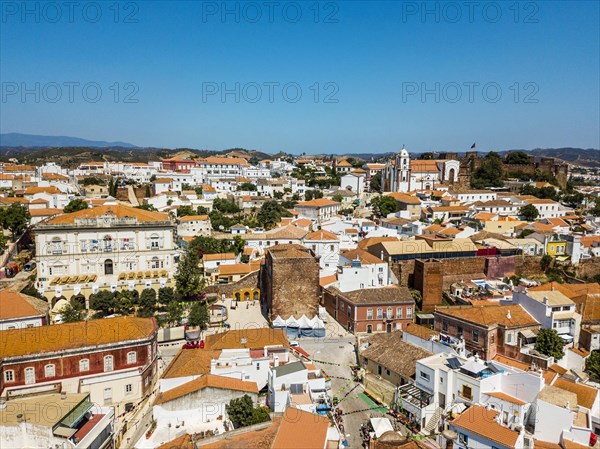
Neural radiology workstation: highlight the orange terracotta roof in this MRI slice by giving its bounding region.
[178,214,209,221]
[319,274,337,287]
[549,364,568,375]
[386,192,421,204]
[44,204,170,225]
[402,323,439,341]
[292,218,312,228]
[198,156,249,166]
[304,229,339,241]
[200,417,282,449]
[486,391,526,405]
[473,212,497,221]
[205,328,288,351]
[341,248,384,265]
[438,227,461,236]
[410,160,440,173]
[24,186,62,195]
[451,405,519,448]
[435,304,538,328]
[296,198,339,208]
[28,208,63,217]
[218,262,261,276]
[0,291,45,320]
[336,159,352,167]
[203,252,236,261]
[154,374,258,405]
[552,377,598,409]
[357,236,398,250]
[0,317,156,358]
[162,349,221,379]
[272,408,330,449]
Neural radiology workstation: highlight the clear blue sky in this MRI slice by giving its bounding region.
[1,1,599,154]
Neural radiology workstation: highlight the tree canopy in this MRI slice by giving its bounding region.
[519,204,539,221]
[585,350,600,380]
[534,328,565,360]
[0,203,31,239]
[471,152,504,189]
[64,198,89,213]
[371,195,398,217]
[505,151,530,165]
[174,251,204,300]
[369,172,382,192]
[187,301,209,328]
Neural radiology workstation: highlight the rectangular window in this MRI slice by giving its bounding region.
[461,385,472,400]
[420,371,430,381]
[125,384,133,394]
[472,330,479,343]
[459,433,468,445]
[4,370,14,382]
[377,308,383,319]
[366,308,373,320]
[442,320,448,332]
[24,367,35,385]
[386,307,393,319]
[406,307,413,318]
[103,388,112,404]
[396,307,402,318]
[104,356,114,372]
[80,359,90,372]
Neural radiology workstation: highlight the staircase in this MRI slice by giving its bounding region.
[422,406,444,435]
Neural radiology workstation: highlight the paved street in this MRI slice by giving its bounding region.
[299,335,390,449]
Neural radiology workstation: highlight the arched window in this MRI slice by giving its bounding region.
[104,355,114,372]
[79,359,90,372]
[24,367,35,384]
[127,351,137,364]
[104,259,114,275]
[45,364,55,378]
[366,325,373,334]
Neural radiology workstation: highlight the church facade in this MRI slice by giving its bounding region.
[382,148,460,192]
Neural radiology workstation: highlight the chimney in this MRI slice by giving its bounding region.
[506,309,511,320]
[274,356,279,367]
[543,296,549,304]
[263,347,268,357]
[441,430,457,449]
[241,371,246,381]
[380,250,384,261]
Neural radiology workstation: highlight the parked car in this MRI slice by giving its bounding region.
[23,261,36,272]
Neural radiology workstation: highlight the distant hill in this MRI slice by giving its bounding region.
[514,148,599,167]
[0,133,136,148]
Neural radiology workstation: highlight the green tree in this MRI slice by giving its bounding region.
[273,191,284,199]
[187,301,209,328]
[251,406,271,425]
[177,205,196,217]
[136,203,158,211]
[519,204,539,221]
[0,203,31,239]
[64,198,89,213]
[419,152,434,160]
[226,395,255,428]
[505,151,530,165]
[370,172,382,192]
[590,197,600,217]
[213,198,241,214]
[584,350,600,380]
[138,288,157,317]
[534,328,565,360]
[305,190,323,201]
[237,182,257,191]
[165,300,184,326]
[540,254,553,271]
[116,290,138,315]
[81,177,105,186]
[332,193,344,203]
[60,298,85,323]
[89,290,118,317]
[257,201,291,229]
[371,195,398,217]
[158,286,176,305]
[561,192,584,209]
[0,233,8,254]
[175,251,203,300]
[471,152,504,189]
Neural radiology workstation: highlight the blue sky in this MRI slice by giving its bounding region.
[1,1,599,154]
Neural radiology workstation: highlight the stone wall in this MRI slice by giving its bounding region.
[574,258,600,280]
[515,255,544,278]
[261,252,321,320]
[204,271,260,297]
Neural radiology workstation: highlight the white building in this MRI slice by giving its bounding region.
[340,171,366,195]
[383,148,460,192]
[337,249,393,292]
[34,203,176,301]
[509,288,582,346]
[295,198,341,223]
[177,215,212,237]
[303,229,340,272]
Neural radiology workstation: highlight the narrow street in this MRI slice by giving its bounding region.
[299,336,390,449]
